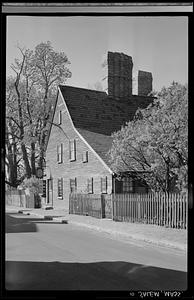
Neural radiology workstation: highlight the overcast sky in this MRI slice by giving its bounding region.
[6,16,188,92]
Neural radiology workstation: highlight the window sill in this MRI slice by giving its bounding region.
[57,197,63,200]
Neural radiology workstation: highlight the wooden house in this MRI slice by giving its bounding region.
[45,51,154,209]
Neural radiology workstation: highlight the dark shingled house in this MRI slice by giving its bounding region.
[45,51,154,209]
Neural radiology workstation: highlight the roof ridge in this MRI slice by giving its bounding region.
[59,84,107,94]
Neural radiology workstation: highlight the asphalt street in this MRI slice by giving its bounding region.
[5,212,187,290]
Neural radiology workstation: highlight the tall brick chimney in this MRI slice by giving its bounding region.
[138,70,153,96]
[102,51,133,98]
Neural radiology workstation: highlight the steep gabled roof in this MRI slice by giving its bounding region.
[59,85,153,136]
[76,128,113,167]
[76,128,147,172]
[46,85,153,172]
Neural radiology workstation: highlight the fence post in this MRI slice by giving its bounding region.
[137,194,140,221]
[180,194,183,229]
[148,193,150,224]
[177,194,180,228]
[110,194,113,220]
[169,193,172,228]
[112,195,114,220]
[174,194,177,228]
[173,195,176,228]
[101,194,105,218]
[163,193,166,227]
[68,192,187,228]
[166,192,169,227]
[112,194,115,221]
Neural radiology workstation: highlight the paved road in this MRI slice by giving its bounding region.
[5,212,187,290]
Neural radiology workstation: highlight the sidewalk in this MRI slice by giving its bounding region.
[6,205,187,252]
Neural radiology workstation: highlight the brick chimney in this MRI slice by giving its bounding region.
[138,70,153,96]
[102,51,133,98]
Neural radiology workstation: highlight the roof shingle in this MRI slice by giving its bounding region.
[77,128,113,167]
[59,85,153,170]
[59,85,152,136]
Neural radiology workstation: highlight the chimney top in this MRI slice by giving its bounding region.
[102,51,133,98]
[138,70,152,78]
[138,70,153,96]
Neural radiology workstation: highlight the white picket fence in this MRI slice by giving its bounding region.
[112,192,188,229]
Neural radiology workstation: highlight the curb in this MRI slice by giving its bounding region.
[68,220,186,252]
[26,211,69,224]
[13,209,68,224]
[6,208,186,252]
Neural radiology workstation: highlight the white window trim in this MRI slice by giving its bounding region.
[69,139,76,161]
[57,143,63,164]
[82,150,88,163]
[101,176,107,194]
[87,178,93,194]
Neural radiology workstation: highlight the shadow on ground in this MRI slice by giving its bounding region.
[5,260,187,291]
[5,213,67,233]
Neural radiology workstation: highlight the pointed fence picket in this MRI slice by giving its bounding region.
[112,192,187,229]
[69,193,103,218]
[69,192,187,229]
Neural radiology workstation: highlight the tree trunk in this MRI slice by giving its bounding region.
[7,156,17,187]
[12,142,18,186]
[39,136,45,169]
[21,143,31,178]
[6,127,18,187]
[31,142,36,175]
[38,87,48,168]
[14,63,32,179]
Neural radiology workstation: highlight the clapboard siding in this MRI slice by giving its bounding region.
[46,92,112,209]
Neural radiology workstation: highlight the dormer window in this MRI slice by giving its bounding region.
[58,110,62,125]
[82,151,88,163]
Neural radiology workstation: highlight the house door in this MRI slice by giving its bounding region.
[47,179,53,205]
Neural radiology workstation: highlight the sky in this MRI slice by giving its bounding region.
[6,16,188,93]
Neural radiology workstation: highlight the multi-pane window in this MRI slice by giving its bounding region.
[82,151,88,163]
[70,178,77,193]
[122,177,133,193]
[58,110,62,125]
[57,144,63,163]
[101,176,107,194]
[57,178,63,198]
[87,178,93,194]
[69,140,76,161]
